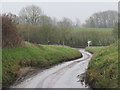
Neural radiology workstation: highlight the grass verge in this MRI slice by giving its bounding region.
[85,41,118,88]
[3,42,82,87]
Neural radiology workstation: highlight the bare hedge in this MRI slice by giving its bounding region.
[2,14,23,48]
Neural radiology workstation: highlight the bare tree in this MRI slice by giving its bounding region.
[19,5,43,25]
[39,15,52,26]
[75,18,81,28]
[6,13,19,25]
[57,17,73,28]
[57,17,73,45]
[83,10,118,28]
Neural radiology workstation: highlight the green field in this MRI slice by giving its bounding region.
[86,46,105,53]
[72,28,113,32]
[85,41,118,88]
[2,42,82,87]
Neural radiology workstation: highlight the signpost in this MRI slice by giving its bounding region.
[87,41,92,47]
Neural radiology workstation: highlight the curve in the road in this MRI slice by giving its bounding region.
[12,49,92,88]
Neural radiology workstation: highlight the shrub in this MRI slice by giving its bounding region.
[2,14,23,48]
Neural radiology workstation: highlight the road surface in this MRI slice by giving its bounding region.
[12,49,92,88]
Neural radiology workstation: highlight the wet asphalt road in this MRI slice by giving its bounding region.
[12,49,92,88]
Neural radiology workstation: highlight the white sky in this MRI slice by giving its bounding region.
[0,0,119,2]
[1,1,118,23]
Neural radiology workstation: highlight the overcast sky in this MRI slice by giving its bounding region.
[2,2,118,23]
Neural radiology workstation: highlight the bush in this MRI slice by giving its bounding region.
[2,14,23,48]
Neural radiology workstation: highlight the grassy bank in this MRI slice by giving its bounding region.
[3,42,82,87]
[85,41,118,88]
[85,46,105,54]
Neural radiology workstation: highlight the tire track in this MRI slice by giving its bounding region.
[36,50,92,88]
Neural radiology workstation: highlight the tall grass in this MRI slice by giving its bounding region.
[85,41,118,88]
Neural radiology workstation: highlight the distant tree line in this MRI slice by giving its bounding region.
[3,5,118,47]
[83,10,118,28]
[6,5,118,28]
[6,5,80,28]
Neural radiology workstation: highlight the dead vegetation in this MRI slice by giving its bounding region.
[2,14,23,48]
